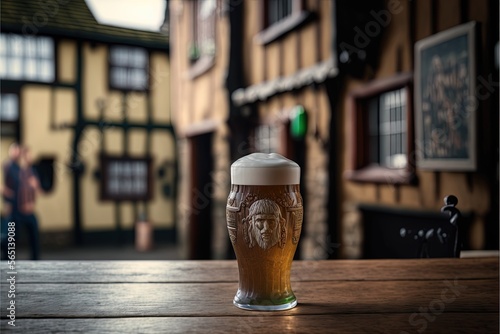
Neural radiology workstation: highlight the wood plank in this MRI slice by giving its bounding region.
[300,23,317,68]
[437,0,461,31]
[1,279,497,318]
[1,314,498,334]
[266,42,281,80]
[1,258,497,283]
[282,32,298,77]
[319,0,331,60]
[415,0,432,41]
[293,258,499,282]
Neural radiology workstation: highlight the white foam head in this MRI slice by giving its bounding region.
[231,153,300,185]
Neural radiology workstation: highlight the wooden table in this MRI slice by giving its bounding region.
[1,258,498,333]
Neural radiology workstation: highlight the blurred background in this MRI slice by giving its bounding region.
[0,0,498,260]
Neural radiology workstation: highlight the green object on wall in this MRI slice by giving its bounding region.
[290,105,307,139]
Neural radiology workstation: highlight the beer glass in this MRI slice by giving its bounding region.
[226,153,303,311]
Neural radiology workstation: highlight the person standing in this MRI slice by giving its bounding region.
[1,144,41,260]
[17,146,41,260]
[1,143,21,260]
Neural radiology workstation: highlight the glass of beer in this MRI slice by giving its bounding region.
[226,153,303,311]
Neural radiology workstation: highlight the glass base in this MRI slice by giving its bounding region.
[233,299,297,311]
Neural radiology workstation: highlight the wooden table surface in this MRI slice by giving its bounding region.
[1,258,498,333]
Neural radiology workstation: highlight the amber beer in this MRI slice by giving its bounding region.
[227,153,303,311]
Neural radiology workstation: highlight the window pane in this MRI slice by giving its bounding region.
[109,46,148,90]
[108,180,118,195]
[0,57,6,77]
[378,88,407,168]
[199,0,216,19]
[119,48,129,65]
[195,0,215,57]
[111,162,120,176]
[111,67,127,88]
[111,46,129,66]
[268,0,278,25]
[268,0,293,25]
[390,133,396,157]
[380,134,389,166]
[9,57,23,79]
[110,68,120,87]
[133,179,144,194]
[37,37,51,58]
[126,69,134,87]
[134,69,148,89]
[255,124,279,153]
[131,49,147,67]
[25,38,37,58]
[123,162,132,176]
[130,69,139,87]
[11,35,23,56]
[0,35,7,55]
[40,59,54,82]
[1,94,19,121]
[118,68,127,87]
[26,58,37,79]
[133,162,144,176]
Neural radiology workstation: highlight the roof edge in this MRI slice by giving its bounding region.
[0,24,169,52]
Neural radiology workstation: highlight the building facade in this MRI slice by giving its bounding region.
[170,0,498,259]
[339,0,498,257]
[169,0,232,259]
[0,0,176,247]
[170,0,340,259]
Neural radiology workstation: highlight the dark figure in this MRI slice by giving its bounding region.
[1,144,41,260]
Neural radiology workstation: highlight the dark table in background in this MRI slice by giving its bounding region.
[1,258,498,333]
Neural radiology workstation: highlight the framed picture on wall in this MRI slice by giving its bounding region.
[414,21,477,171]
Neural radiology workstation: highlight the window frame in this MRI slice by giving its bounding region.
[100,155,153,201]
[253,123,281,154]
[255,0,314,45]
[108,45,150,92]
[188,0,217,79]
[251,111,294,157]
[345,73,417,185]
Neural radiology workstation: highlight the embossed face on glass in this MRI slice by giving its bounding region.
[247,199,284,250]
[253,214,279,249]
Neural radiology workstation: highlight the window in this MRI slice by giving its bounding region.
[101,156,152,201]
[1,93,19,138]
[194,0,216,57]
[109,46,149,91]
[368,88,407,169]
[256,0,313,44]
[346,73,416,184]
[1,94,19,121]
[0,34,55,82]
[188,0,216,78]
[267,0,294,26]
[254,124,280,153]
